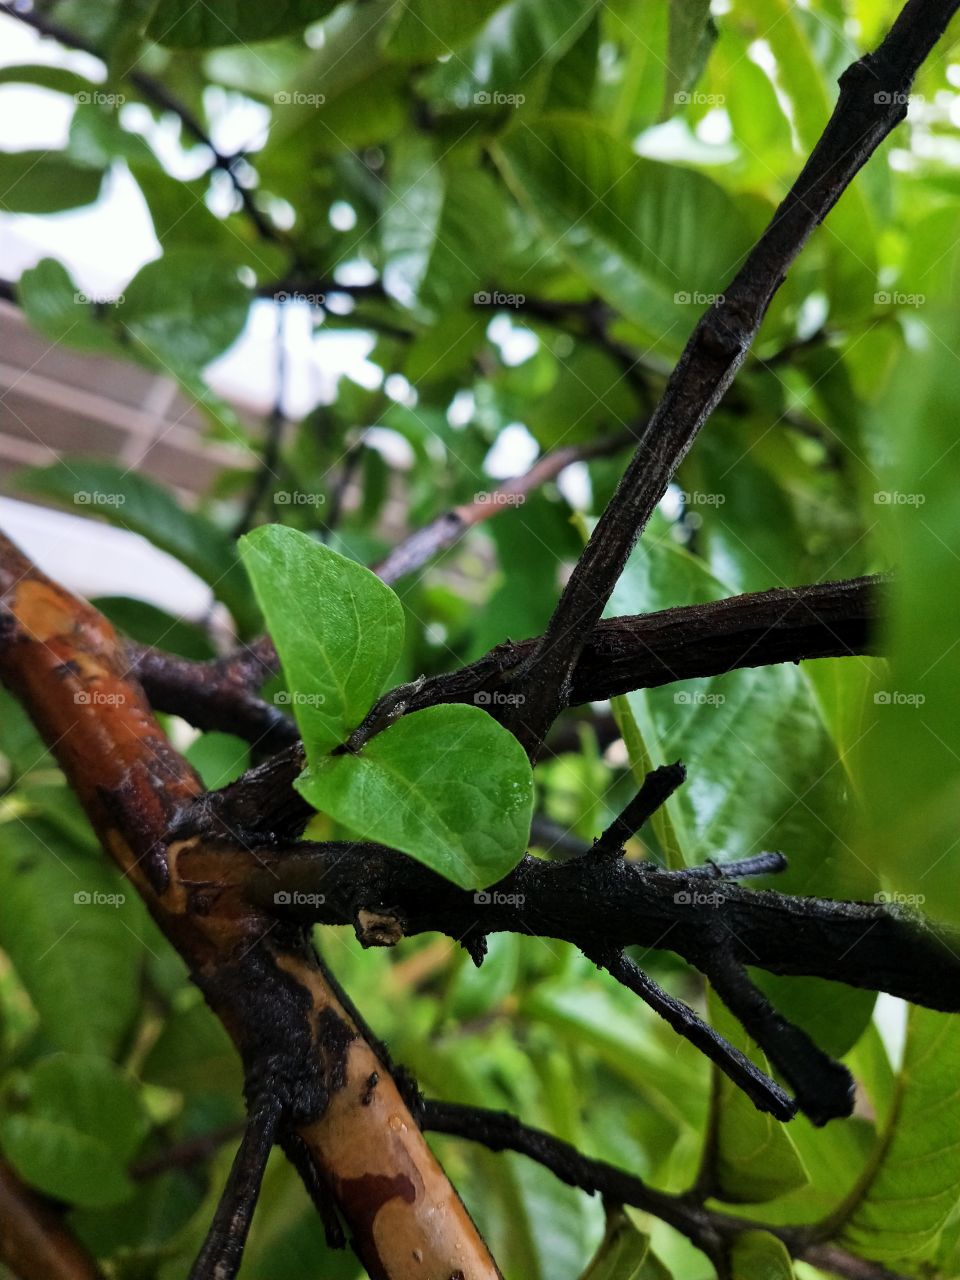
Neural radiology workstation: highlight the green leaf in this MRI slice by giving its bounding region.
[239,525,404,756]
[142,1001,243,1098]
[119,248,250,371]
[492,118,752,353]
[705,993,808,1204]
[662,0,714,117]
[14,460,258,637]
[92,596,216,661]
[0,151,103,213]
[0,1055,146,1209]
[422,0,599,109]
[297,703,534,889]
[383,0,503,58]
[857,306,960,923]
[834,1008,960,1266]
[0,65,95,95]
[185,732,251,789]
[17,258,119,353]
[381,139,508,317]
[147,0,340,47]
[579,1210,672,1279]
[0,820,143,1057]
[729,1231,794,1280]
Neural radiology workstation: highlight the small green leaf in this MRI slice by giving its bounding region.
[119,248,250,370]
[0,1055,146,1209]
[142,1000,243,1097]
[663,0,715,117]
[579,1210,673,1278]
[239,525,404,756]
[147,0,340,47]
[18,258,118,353]
[0,151,103,213]
[92,596,216,661]
[297,704,534,889]
[729,1231,795,1279]
[185,732,251,789]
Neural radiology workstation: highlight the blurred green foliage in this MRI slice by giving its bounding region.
[2,0,960,1275]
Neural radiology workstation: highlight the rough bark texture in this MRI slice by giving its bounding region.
[0,530,499,1280]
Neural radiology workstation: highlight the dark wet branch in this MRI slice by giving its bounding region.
[593,761,687,855]
[137,575,879,771]
[700,948,854,1125]
[421,1101,910,1279]
[188,1102,281,1280]
[586,948,796,1120]
[503,0,957,755]
[175,832,960,1127]
[125,637,293,755]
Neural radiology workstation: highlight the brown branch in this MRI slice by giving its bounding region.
[0,529,500,1280]
[194,841,960,1017]
[421,1102,910,1280]
[372,429,636,585]
[503,0,959,756]
[125,636,294,753]
[0,1161,105,1280]
[131,575,880,761]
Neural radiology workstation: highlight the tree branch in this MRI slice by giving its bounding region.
[372,429,636,584]
[188,1102,281,1280]
[0,1160,105,1280]
[421,1102,910,1280]
[0,529,501,1280]
[191,840,960,1017]
[132,575,879,760]
[503,0,958,755]
[593,761,686,855]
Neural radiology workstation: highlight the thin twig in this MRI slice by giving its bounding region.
[373,429,636,584]
[587,949,796,1119]
[421,1101,911,1279]
[188,1103,280,1280]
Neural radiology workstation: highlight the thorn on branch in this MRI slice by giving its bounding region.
[593,761,686,855]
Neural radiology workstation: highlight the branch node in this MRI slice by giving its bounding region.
[355,907,406,948]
